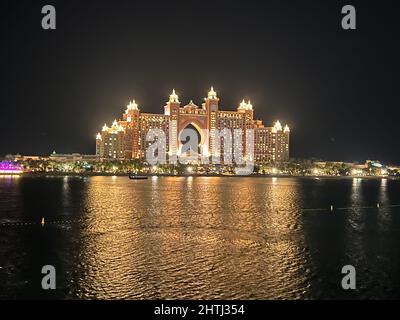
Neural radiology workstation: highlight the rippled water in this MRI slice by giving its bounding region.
[1,176,400,299]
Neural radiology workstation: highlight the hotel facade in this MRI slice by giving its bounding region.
[96,88,290,164]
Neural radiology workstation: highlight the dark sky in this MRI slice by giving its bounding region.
[1,0,399,163]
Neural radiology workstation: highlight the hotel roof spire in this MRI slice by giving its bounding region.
[208,86,218,99]
[239,99,248,109]
[169,89,180,103]
[274,120,283,131]
[284,124,290,133]
[127,100,139,111]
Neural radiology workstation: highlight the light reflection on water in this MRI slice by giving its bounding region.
[72,177,308,299]
[0,176,400,299]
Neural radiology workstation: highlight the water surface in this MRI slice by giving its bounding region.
[1,176,399,299]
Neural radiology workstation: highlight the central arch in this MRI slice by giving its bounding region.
[178,122,205,161]
[179,123,202,156]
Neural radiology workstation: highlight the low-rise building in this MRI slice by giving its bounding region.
[49,152,98,162]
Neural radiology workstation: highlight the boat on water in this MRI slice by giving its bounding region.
[128,174,148,180]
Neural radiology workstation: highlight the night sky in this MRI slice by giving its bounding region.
[1,0,399,163]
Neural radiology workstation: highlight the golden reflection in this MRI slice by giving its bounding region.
[73,176,310,299]
[0,174,21,179]
[75,177,142,298]
[379,178,389,206]
[351,178,363,206]
[377,178,391,230]
[62,176,70,207]
[258,178,309,298]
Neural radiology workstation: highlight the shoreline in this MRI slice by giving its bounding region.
[3,172,398,180]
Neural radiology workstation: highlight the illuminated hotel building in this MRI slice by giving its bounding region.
[96,88,290,163]
[97,120,125,159]
[254,120,290,163]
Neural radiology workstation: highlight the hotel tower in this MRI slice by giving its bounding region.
[96,87,290,163]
